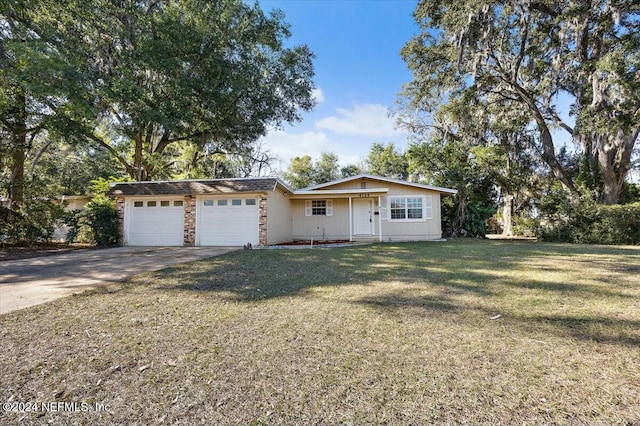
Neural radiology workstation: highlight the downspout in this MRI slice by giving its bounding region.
[349,196,353,242]
[378,196,383,242]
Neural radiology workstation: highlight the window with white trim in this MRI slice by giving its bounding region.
[387,196,432,221]
[304,200,333,216]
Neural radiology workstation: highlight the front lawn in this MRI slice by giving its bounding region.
[1,240,639,425]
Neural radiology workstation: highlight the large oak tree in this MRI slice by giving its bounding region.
[83,0,316,181]
[1,0,94,208]
[401,0,640,204]
[2,0,316,211]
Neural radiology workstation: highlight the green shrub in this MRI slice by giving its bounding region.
[62,176,124,246]
[83,196,119,246]
[0,199,64,245]
[512,215,538,237]
[541,202,640,245]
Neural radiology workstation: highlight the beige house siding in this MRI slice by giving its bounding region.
[380,192,442,241]
[265,189,293,245]
[291,198,351,241]
[381,184,442,241]
[296,179,445,242]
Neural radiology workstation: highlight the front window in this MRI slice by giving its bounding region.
[312,200,327,216]
[390,197,407,219]
[305,199,333,217]
[389,196,428,221]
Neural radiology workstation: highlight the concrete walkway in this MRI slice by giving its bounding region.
[0,246,238,314]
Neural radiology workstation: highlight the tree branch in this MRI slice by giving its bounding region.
[28,137,55,179]
[87,132,135,177]
[529,2,559,18]
[513,7,529,81]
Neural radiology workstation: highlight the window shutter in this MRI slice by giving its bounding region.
[380,197,388,220]
[425,195,433,219]
[326,200,333,216]
[305,200,312,216]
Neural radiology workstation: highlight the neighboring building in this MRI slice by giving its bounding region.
[52,195,92,241]
[107,174,457,246]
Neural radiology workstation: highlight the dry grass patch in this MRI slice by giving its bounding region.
[1,240,639,425]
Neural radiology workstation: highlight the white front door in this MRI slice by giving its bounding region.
[354,199,373,235]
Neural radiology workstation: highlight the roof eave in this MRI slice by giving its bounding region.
[303,174,457,194]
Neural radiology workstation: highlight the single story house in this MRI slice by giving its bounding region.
[107,174,457,246]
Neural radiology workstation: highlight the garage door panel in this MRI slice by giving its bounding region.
[126,200,184,246]
[197,198,259,246]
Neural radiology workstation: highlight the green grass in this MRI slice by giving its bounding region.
[1,240,639,425]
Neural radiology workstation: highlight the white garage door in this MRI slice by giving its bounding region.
[197,197,259,246]
[126,199,184,246]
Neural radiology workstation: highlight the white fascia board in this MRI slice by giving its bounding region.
[290,188,389,199]
[303,174,457,194]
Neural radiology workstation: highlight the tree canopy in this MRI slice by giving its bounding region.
[1,0,316,209]
[83,0,316,181]
[283,152,345,189]
[401,0,640,204]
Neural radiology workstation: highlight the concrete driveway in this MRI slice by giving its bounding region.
[0,246,238,314]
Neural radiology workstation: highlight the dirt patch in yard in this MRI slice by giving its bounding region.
[0,243,93,261]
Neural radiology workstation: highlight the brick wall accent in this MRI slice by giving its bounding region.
[184,195,196,246]
[116,197,125,246]
[259,194,267,246]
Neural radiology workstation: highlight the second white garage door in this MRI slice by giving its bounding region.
[197,197,259,246]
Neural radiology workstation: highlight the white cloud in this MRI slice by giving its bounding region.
[315,103,402,138]
[312,88,325,104]
[260,102,410,171]
[260,130,331,166]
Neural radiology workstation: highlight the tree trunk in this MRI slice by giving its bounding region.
[502,194,513,237]
[133,131,145,181]
[581,129,639,205]
[9,135,26,210]
[453,187,467,237]
[509,81,579,199]
[8,93,27,210]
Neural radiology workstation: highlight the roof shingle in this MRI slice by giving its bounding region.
[108,178,283,197]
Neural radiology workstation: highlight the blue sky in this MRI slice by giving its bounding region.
[259,0,419,171]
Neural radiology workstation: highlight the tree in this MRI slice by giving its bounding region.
[402,1,640,204]
[283,155,315,189]
[340,164,362,178]
[282,152,342,189]
[82,0,316,181]
[365,143,409,180]
[174,139,277,179]
[406,126,497,238]
[1,1,95,208]
[314,152,340,184]
[28,135,126,196]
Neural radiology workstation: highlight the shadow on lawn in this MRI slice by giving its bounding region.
[153,240,637,301]
[151,240,639,347]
